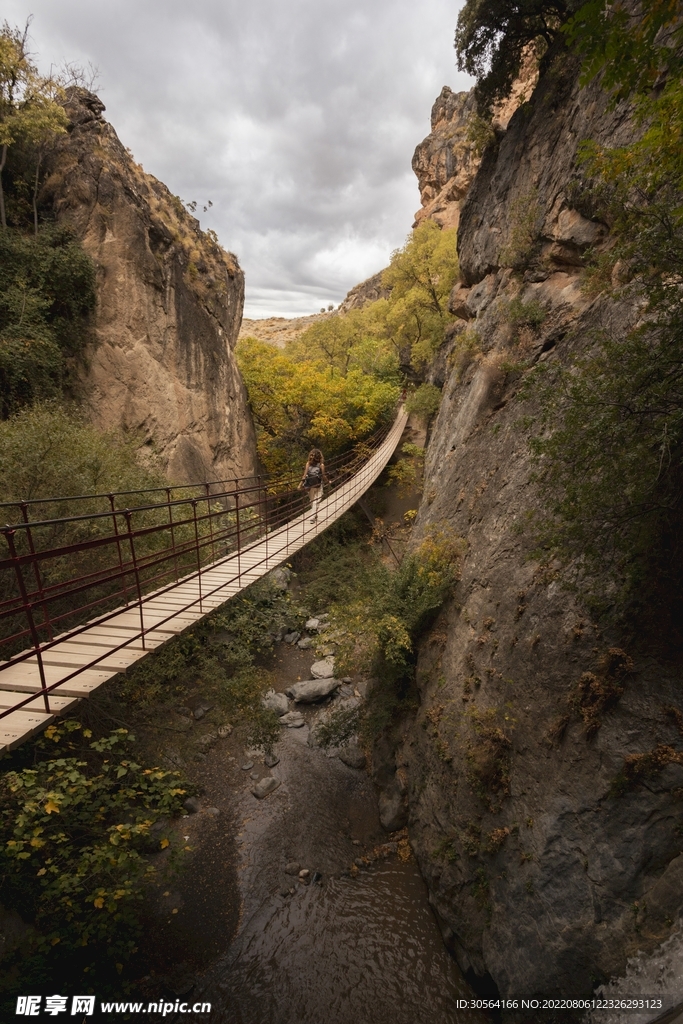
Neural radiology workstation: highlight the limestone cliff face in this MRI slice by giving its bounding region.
[384,53,683,997]
[412,54,539,232]
[42,89,257,484]
[412,87,480,231]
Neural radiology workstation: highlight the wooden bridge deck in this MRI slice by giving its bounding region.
[0,408,408,754]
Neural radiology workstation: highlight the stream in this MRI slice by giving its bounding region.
[178,644,486,1024]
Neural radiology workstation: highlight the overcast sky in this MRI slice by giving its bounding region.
[4,0,471,317]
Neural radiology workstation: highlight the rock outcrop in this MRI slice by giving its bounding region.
[338,271,390,312]
[42,89,257,484]
[412,87,480,231]
[412,51,540,232]
[385,50,683,999]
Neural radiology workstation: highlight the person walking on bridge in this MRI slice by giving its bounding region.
[300,448,328,523]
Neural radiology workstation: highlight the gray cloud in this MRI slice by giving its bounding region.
[4,0,472,315]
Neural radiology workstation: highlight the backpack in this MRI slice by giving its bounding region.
[304,465,322,488]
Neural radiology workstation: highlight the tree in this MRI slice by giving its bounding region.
[288,303,399,380]
[236,337,399,476]
[0,226,96,416]
[455,0,683,112]
[564,0,683,100]
[0,20,68,233]
[381,220,459,369]
[455,0,573,112]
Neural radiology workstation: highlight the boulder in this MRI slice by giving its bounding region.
[286,678,341,703]
[268,567,291,590]
[305,617,320,630]
[280,711,305,728]
[339,744,366,770]
[379,783,408,832]
[263,689,289,716]
[310,658,335,679]
[283,631,300,644]
[251,776,280,799]
[297,636,315,650]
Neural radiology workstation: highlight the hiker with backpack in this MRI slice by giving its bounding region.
[299,448,328,523]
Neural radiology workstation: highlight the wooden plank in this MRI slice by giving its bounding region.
[0,663,113,696]
[40,646,140,672]
[0,690,79,714]
[0,709,54,750]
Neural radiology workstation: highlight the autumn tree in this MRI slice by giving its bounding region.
[381,220,459,369]
[291,221,459,377]
[236,337,399,476]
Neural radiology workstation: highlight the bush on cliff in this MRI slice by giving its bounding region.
[0,226,96,417]
[316,530,465,746]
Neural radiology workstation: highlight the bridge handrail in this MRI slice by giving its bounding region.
[0,417,395,522]
[0,410,405,721]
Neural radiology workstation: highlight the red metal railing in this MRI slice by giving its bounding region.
[0,417,399,721]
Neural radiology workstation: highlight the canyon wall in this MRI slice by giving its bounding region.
[385,51,683,997]
[43,89,257,484]
[412,52,538,232]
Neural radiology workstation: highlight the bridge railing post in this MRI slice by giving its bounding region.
[191,499,203,613]
[234,481,241,582]
[3,527,51,713]
[258,474,269,568]
[204,483,216,565]
[109,494,131,605]
[123,510,146,649]
[19,501,53,642]
[166,487,180,581]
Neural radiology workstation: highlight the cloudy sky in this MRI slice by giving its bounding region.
[4,0,471,317]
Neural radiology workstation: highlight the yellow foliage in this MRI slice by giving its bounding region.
[236,337,399,475]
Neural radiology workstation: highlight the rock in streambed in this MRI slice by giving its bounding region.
[285,678,341,703]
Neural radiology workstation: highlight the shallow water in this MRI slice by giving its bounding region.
[207,861,483,1024]
[186,654,485,1024]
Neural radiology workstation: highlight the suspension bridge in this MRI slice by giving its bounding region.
[0,408,408,754]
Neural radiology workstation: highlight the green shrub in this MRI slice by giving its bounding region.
[405,383,442,423]
[499,188,541,271]
[466,112,496,155]
[386,443,425,495]
[0,227,96,416]
[505,296,546,332]
[0,723,187,992]
[318,530,465,746]
[0,404,164,505]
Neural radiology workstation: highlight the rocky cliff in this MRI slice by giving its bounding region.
[412,52,538,232]
[42,90,257,484]
[385,51,683,998]
[338,270,391,312]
